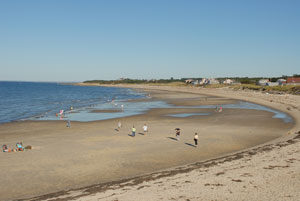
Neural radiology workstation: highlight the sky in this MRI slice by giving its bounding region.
[0,0,299,82]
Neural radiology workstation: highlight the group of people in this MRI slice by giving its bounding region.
[175,128,199,147]
[116,121,199,147]
[215,106,223,112]
[2,142,25,153]
[130,124,148,136]
[116,121,148,137]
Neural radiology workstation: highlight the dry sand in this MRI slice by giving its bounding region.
[0,85,299,201]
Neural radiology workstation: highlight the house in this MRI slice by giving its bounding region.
[266,82,279,86]
[208,78,219,84]
[258,79,269,86]
[277,79,286,85]
[286,77,300,85]
[192,80,200,85]
[185,79,194,84]
[199,78,209,85]
[223,79,234,85]
[197,78,219,85]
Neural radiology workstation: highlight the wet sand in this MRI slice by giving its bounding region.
[89,109,122,113]
[0,86,298,201]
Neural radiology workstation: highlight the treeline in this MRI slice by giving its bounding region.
[83,74,300,85]
[83,78,185,84]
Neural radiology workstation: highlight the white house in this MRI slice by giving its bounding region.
[199,78,209,85]
[185,79,194,84]
[208,78,219,84]
[277,79,286,85]
[258,79,269,86]
[266,82,279,86]
[223,79,234,85]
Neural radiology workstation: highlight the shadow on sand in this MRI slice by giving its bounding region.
[167,137,178,141]
[138,133,145,135]
[185,142,196,147]
[128,134,135,137]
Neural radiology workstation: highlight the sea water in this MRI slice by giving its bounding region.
[0,81,293,124]
[0,81,149,123]
[165,102,293,123]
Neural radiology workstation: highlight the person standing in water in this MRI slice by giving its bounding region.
[131,126,136,137]
[194,133,199,147]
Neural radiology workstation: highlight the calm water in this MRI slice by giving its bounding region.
[0,81,147,123]
[0,81,293,123]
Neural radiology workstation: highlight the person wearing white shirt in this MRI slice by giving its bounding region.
[194,133,199,147]
[143,124,148,134]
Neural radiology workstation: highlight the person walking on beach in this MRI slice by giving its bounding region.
[219,106,223,112]
[131,126,136,137]
[194,133,199,147]
[175,128,180,140]
[66,120,71,128]
[117,121,122,131]
[143,123,148,134]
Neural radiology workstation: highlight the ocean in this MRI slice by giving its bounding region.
[0,81,293,124]
[0,81,152,123]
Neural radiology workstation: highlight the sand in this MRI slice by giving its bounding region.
[0,85,299,201]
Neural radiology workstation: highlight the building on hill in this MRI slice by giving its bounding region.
[185,79,194,84]
[277,79,286,85]
[199,78,209,85]
[208,78,219,84]
[258,79,269,86]
[223,79,234,85]
[266,82,279,86]
[287,77,300,85]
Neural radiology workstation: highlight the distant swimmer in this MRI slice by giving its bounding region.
[121,105,124,111]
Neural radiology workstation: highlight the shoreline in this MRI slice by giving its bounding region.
[48,83,299,201]
[1,84,299,201]
[93,83,299,129]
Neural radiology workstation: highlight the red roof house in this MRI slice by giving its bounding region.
[287,77,300,85]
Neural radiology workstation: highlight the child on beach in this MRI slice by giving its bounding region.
[132,126,136,137]
[194,133,199,147]
[175,128,180,140]
[2,144,13,152]
[16,142,24,151]
[219,106,223,112]
[117,121,122,131]
[143,124,148,134]
[66,120,71,128]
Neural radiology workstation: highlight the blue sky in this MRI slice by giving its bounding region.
[0,0,299,81]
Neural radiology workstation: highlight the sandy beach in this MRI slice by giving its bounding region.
[0,85,299,201]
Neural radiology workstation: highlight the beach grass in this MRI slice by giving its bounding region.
[229,84,300,94]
